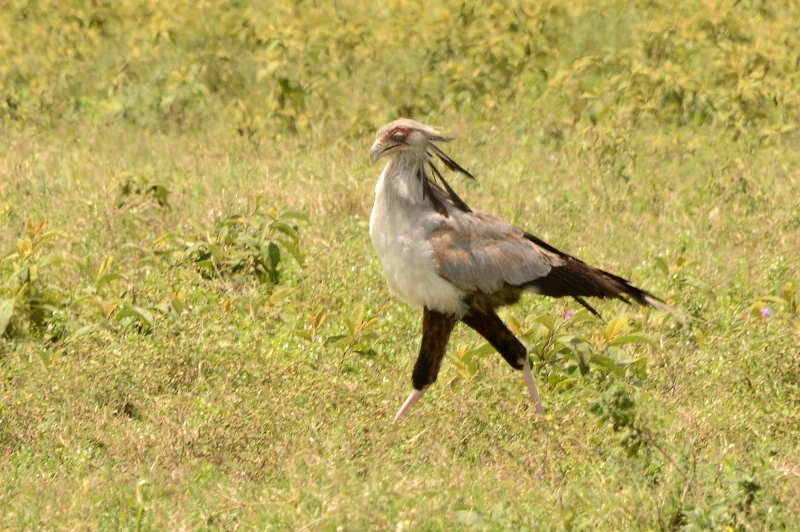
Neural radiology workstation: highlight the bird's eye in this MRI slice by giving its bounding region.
[392,133,406,142]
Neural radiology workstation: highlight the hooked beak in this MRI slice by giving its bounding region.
[370,141,392,165]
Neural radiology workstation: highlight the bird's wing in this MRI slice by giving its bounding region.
[428,210,564,294]
[429,209,676,316]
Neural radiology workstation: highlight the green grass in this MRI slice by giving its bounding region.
[2,0,800,530]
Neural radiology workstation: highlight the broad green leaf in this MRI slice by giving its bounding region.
[227,252,250,268]
[609,333,658,348]
[604,317,627,341]
[589,354,626,378]
[37,348,52,370]
[342,317,356,337]
[654,256,670,277]
[36,229,68,241]
[279,240,305,265]
[171,297,185,313]
[525,323,550,342]
[466,358,478,378]
[551,377,579,394]
[269,286,294,303]
[0,298,15,336]
[555,333,577,346]
[279,210,309,222]
[195,260,215,271]
[324,335,349,347]
[557,335,594,375]
[311,309,329,330]
[17,238,33,256]
[7,265,30,286]
[31,230,68,253]
[266,242,281,273]
[207,243,223,262]
[97,255,114,279]
[155,232,180,245]
[97,273,126,288]
[531,314,555,331]
[505,313,522,334]
[184,242,207,256]
[574,341,593,376]
[606,346,631,363]
[468,342,497,358]
[572,311,598,324]
[349,305,364,330]
[153,303,171,314]
[273,221,299,242]
[0,252,20,266]
[115,307,154,328]
[758,296,788,306]
[71,323,103,338]
[238,235,260,250]
[225,214,247,225]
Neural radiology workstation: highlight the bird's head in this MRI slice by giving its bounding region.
[369,118,451,165]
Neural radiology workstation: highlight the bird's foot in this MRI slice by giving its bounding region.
[522,360,545,415]
[393,387,428,423]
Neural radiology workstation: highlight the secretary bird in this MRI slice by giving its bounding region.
[369,118,673,423]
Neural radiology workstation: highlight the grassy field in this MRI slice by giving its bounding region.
[2,0,799,530]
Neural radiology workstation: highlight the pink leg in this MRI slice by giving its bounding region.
[393,387,428,424]
[522,359,545,415]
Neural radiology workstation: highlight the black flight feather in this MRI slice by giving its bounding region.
[428,161,472,213]
[429,144,476,180]
[573,296,601,318]
[419,166,449,217]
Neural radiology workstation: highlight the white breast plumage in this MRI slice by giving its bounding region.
[369,163,468,317]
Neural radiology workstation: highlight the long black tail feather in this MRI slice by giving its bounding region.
[521,233,674,315]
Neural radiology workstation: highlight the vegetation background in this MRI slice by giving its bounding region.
[1,0,798,529]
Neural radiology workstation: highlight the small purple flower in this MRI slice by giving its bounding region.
[760,307,771,318]
[565,310,574,320]
[139,240,146,247]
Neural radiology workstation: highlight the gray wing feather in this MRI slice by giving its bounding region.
[429,210,562,293]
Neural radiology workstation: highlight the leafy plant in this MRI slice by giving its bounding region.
[444,308,664,399]
[158,198,307,285]
[0,221,69,338]
[519,309,659,389]
[111,170,171,209]
[328,304,379,363]
[753,282,797,316]
[449,342,497,382]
